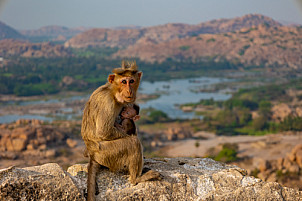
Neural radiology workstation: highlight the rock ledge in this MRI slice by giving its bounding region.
[1,158,301,200]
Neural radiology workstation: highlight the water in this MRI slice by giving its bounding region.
[139,77,232,119]
[0,77,232,123]
[0,114,53,124]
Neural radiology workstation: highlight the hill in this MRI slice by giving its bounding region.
[64,14,281,48]
[113,25,302,69]
[1,14,301,71]
[0,21,25,40]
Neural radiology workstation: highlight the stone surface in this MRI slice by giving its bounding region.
[0,163,84,200]
[67,158,301,201]
[0,158,301,200]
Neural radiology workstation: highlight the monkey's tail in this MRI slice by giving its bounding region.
[87,159,100,201]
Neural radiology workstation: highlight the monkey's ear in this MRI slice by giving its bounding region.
[108,74,115,83]
[137,72,143,80]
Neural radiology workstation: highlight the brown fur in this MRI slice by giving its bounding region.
[121,119,136,135]
[119,104,139,135]
[87,159,100,201]
[81,61,160,201]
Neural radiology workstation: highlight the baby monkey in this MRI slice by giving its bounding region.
[115,104,140,135]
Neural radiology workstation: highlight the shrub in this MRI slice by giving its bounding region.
[179,46,191,51]
[214,143,238,162]
[224,98,258,110]
[13,83,58,96]
[279,116,302,131]
[149,110,169,122]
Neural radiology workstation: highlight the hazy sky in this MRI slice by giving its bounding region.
[0,0,302,30]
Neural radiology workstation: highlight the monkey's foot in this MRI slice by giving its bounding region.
[133,170,162,184]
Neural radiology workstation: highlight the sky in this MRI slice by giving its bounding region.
[0,0,302,30]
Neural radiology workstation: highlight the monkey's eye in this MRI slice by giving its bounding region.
[129,79,135,84]
[122,80,127,84]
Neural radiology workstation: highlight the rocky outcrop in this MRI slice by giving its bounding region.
[272,103,302,122]
[0,119,83,168]
[1,158,301,200]
[0,119,66,153]
[250,143,302,190]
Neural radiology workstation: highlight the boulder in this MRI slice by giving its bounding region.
[11,138,27,151]
[66,138,78,148]
[0,158,301,200]
[0,163,84,200]
[253,157,271,172]
[296,149,302,168]
[291,144,302,157]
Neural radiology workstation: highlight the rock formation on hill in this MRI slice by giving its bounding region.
[0,158,301,200]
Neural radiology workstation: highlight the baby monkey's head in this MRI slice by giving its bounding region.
[121,104,140,119]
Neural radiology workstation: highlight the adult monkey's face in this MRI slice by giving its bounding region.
[108,61,143,103]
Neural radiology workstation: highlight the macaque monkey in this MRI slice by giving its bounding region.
[81,61,160,201]
[115,104,140,135]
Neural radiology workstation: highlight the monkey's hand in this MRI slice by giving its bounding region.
[132,115,140,121]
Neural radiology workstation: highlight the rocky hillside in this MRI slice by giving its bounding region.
[0,21,25,40]
[0,39,72,58]
[114,25,302,69]
[64,14,281,48]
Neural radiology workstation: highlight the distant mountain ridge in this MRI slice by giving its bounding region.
[64,14,282,48]
[0,21,25,40]
[1,14,301,69]
[20,25,90,38]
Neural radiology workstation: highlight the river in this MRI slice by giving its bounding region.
[0,77,232,123]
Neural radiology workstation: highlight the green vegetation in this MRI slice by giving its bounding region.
[182,98,223,107]
[0,50,240,96]
[72,47,119,58]
[179,46,191,51]
[13,83,59,96]
[206,38,216,43]
[279,116,302,131]
[239,27,258,34]
[138,107,170,124]
[211,143,239,163]
[238,45,250,56]
[200,79,302,135]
